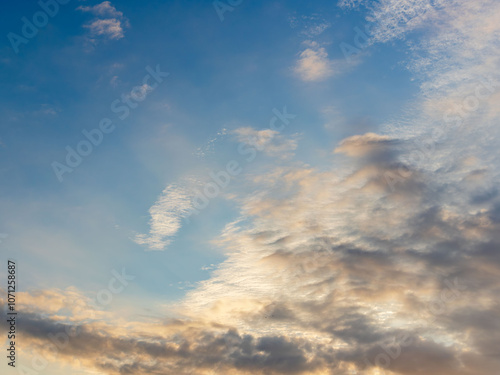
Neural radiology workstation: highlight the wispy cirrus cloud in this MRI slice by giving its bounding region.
[288,13,331,38]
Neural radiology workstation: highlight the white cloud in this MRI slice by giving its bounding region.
[232,127,298,159]
[293,42,335,81]
[84,18,126,40]
[176,127,500,375]
[367,0,500,180]
[134,180,198,250]
[337,0,364,9]
[79,1,129,41]
[79,1,124,18]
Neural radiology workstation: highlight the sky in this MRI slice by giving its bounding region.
[1,0,500,374]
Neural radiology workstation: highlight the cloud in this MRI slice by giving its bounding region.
[84,18,127,40]
[293,42,335,81]
[334,132,396,157]
[293,41,359,82]
[288,14,331,38]
[232,127,298,159]
[126,83,154,100]
[79,1,129,41]
[337,0,364,9]
[178,129,499,374]
[8,123,500,373]
[134,180,199,250]
[11,126,500,373]
[194,128,228,159]
[12,311,338,375]
[79,1,125,18]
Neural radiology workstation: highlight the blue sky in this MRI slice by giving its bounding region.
[2,0,500,374]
